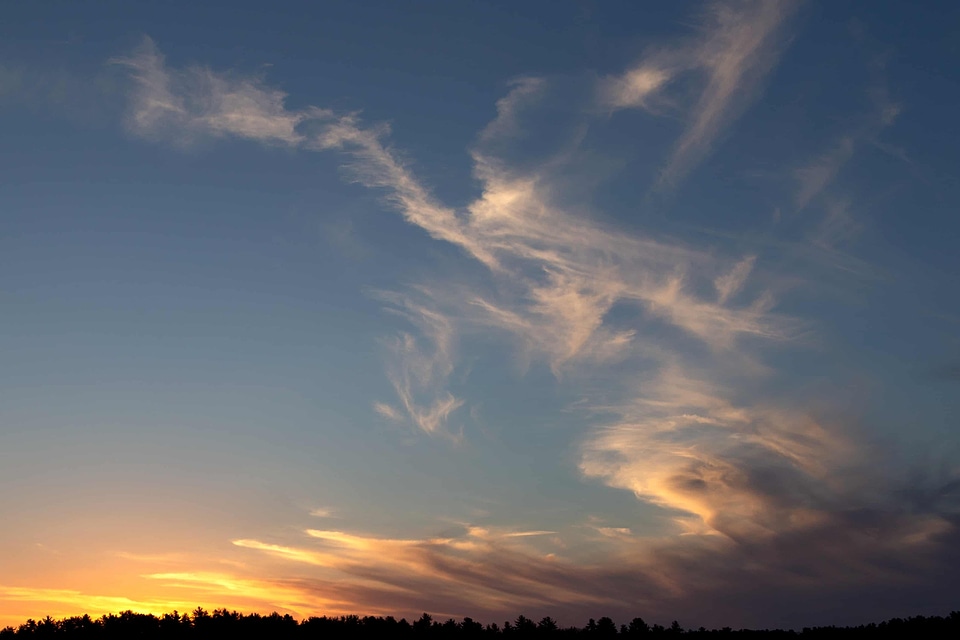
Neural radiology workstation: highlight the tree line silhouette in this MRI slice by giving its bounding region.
[2,609,959,639]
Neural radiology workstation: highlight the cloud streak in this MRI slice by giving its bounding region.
[218,501,960,628]
[601,0,800,187]
[112,37,329,147]
[374,292,465,439]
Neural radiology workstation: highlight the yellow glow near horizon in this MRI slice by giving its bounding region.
[0,584,210,629]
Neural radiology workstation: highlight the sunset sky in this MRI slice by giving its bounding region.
[2,0,960,631]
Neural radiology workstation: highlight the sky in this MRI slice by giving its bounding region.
[2,0,960,631]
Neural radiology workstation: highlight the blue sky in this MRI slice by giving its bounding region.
[2,0,960,630]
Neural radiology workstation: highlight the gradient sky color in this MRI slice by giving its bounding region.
[2,0,960,631]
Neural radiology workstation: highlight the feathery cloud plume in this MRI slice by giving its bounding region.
[714,255,756,304]
[601,0,799,187]
[111,37,329,147]
[374,292,464,438]
[793,38,902,213]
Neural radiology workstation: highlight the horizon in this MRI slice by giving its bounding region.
[2,0,959,631]
[3,606,960,636]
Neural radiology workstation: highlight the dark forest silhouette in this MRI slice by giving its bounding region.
[2,609,958,639]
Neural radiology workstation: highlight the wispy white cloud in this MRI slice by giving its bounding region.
[793,37,902,213]
[714,255,756,304]
[810,198,861,250]
[666,0,798,186]
[477,76,546,143]
[374,292,464,438]
[113,42,472,436]
[795,137,856,211]
[601,0,800,187]
[373,401,405,422]
[600,65,671,111]
[112,37,329,147]
[784,38,905,288]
